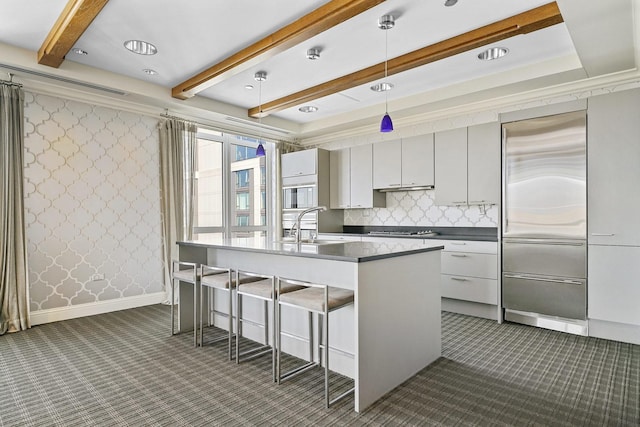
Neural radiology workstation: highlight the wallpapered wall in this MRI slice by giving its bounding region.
[23,92,164,312]
[344,189,498,227]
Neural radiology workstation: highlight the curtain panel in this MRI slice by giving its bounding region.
[0,82,29,334]
[158,119,197,303]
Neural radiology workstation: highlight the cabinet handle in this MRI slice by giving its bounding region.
[453,201,467,204]
[503,274,583,285]
[469,200,486,203]
[591,233,615,236]
[389,183,402,187]
[450,242,466,246]
[451,277,468,281]
[451,254,468,258]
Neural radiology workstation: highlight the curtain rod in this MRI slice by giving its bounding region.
[159,110,301,148]
[0,72,23,87]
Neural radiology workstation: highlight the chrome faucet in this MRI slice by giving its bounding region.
[293,206,327,243]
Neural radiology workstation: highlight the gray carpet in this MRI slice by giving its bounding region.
[0,305,638,426]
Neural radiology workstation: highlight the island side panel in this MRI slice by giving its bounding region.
[355,250,442,412]
[177,244,208,333]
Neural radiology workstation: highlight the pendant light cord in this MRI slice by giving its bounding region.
[258,78,262,140]
[384,28,389,113]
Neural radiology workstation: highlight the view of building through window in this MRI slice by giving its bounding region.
[193,129,268,237]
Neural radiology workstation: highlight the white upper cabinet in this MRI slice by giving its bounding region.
[402,134,435,188]
[588,88,640,246]
[435,127,468,205]
[372,135,435,189]
[281,149,317,178]
[330,145,385,209]
[434,123,500,206]
[372,140,402,189]
[467,122,501,205]
[330,148,351,209]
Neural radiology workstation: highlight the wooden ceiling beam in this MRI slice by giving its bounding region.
[171,0,386,100]
[37,0,110,68]
[249,2,564,118]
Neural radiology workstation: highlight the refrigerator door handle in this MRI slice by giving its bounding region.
[503,273,583,285]
[503,239,584,247]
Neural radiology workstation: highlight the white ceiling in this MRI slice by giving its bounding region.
[0,0,637,140]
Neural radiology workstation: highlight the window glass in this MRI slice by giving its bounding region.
[194,137,223,228]
[236,215,249,226]
[231,142,266,227]
[194,131,270,236]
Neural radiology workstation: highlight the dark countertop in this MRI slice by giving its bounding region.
[178,237,444,263]
[329,226,498,242]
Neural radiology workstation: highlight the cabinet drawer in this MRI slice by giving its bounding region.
[317,233,362,242]
[441,275,497,305]
[442,240,497,254]
[441,252,497,279]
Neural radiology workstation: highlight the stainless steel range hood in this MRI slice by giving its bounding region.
[377,185,434,192]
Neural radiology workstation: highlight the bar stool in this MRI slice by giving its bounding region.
[199,265,264,360]
[198,265,236,360]
[234,270,304,381]
[276,277,355,408]
[170,260,200,347]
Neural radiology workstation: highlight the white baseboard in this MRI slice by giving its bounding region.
[30,292,165,326]
[588,318,640,345]
[442,298,498,321]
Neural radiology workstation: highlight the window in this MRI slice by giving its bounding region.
[236,193,250,210]
[193,130,271,237]
[236,215,249,226]
[194,136,223,229]
[235,170,250,188]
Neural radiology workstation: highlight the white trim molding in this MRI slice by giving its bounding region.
[30,292,165,326]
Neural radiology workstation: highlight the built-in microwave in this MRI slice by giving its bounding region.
[283,185,316,210]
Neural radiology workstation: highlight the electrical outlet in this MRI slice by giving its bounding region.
[92,273,105,281]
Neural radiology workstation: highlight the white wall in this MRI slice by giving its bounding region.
[23,92,164,315]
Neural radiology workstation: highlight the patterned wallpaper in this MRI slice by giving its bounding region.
[23,92,164,312]
[344,189,498,227]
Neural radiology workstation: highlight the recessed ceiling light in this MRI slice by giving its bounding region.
[124,40,157,55]
[477,47,508,61]
[71,48,88,56]
[306,48,321,60]
[370,82,394,92]
[245,84,254,90]
[142,68,158,75]
[299,106,318,113]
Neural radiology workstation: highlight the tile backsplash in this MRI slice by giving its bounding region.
[344,189,498,227]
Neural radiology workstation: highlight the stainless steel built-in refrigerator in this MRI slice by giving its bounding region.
[502,111,587,332]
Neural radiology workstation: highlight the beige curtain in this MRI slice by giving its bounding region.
[0,81,29,334]
[158,118,197,303]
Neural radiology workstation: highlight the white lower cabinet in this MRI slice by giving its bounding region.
[441,243,498,306]
[317,233,362,242]
[357,236,499,318]
[588,245,640,326]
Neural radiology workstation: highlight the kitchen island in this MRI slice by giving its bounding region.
[177,237,443,412]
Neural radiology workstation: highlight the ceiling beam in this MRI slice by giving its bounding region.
[249,2,564,118]
[171,0,386,100]
[37,0,110,68]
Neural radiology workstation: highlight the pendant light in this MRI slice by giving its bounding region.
[255,71,267,157]
[379,14,395,133]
